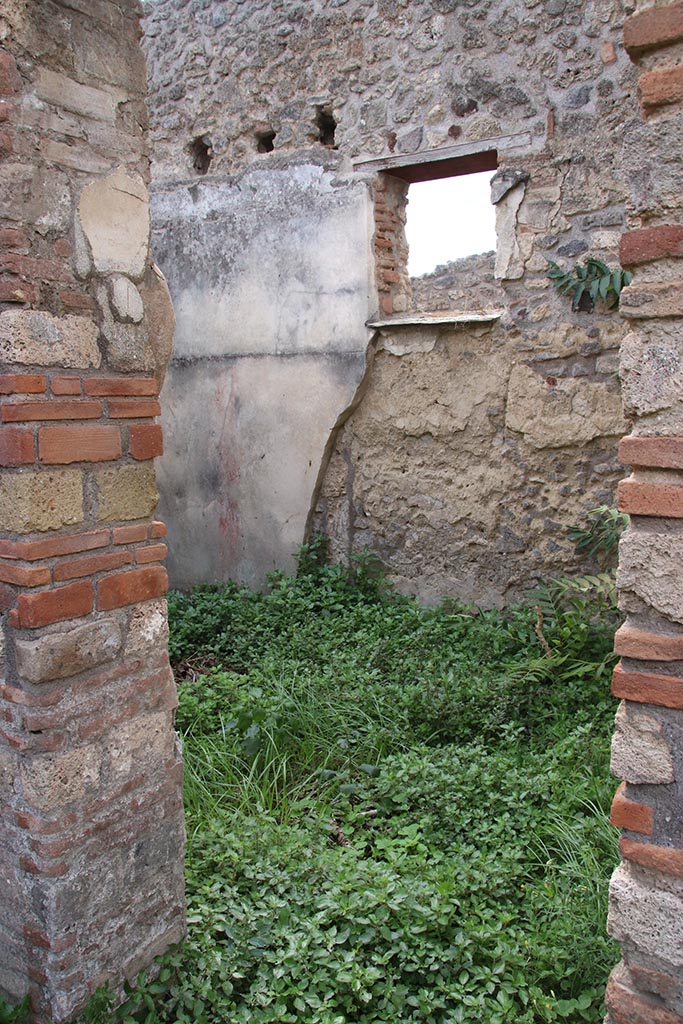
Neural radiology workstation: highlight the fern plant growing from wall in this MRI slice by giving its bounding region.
[546,257,632,311]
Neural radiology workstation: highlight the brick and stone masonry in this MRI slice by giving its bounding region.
[607,3,683,1021]
[2,0,683,1020]
[0,2,184,1021]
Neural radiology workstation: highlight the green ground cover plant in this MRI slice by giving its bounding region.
[3,543,620,1024]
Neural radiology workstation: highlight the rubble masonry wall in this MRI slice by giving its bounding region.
[143,0,639,603]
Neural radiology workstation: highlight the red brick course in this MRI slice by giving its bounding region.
[12,580,94,629]
[621,226,683,267]
[135,543,167,564]
[129,424,163,460]
[38,425,122,464]
[0,50,22,94]
[97,566,168,610]
[0,426,34,466]
[12,810,78,836]
[0,252,72,283]
[0,278,36,304]
[0,530,109,561]
[606,971,683,1024]
[0,229,26,249]
[629,965,682,1006]
[614,626,683,662]
[113,524,147,544]
[0,563,50,587]
[18,856,68,878]
[612,662,683,709]
[23,927,76,953]
[619,436,683,469]
[624,3,683,57]
[618,479,683,518]
[640,65,683,112]
[84,377,158,397]
[610,782,654,836]
[1,400,102,422]
[59,291,95,313]
[53,550,132,582]
[0,374,46,394]
[620,837,683,880]
[107,398,161,419]
[50,377,82,396]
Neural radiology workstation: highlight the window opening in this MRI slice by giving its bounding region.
[315,105,337,148]
[256,129,276,153]
[190,135,213,175]
[405,170,496,278]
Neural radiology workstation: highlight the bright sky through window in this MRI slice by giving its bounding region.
[406,170,497,278]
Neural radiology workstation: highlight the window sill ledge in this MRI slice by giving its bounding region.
[367,311,503,329]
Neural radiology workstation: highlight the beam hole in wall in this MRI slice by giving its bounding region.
[406,170,497,278]
[256,129,277,153]
[315,105,337,148]
[190,135,213,174]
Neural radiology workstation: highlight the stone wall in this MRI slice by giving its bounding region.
[313,313,625,606]
[308,2,638,604]
[0,2,184,1020]
[411,252,499,313]
[606,4,683,1021]
[143,0,638,601]
[143,0,631,183]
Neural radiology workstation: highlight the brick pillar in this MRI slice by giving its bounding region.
[0,2,184,1021]
[606,4,683,1021]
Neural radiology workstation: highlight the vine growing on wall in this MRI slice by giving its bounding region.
[546,257,632,312]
